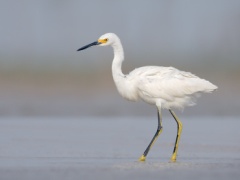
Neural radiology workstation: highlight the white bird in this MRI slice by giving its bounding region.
[77,33,218,162]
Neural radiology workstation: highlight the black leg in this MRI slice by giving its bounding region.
[139,108,163,161]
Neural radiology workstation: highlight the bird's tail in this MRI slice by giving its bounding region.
[199,79,218,93]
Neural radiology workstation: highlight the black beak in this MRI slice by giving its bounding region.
[77,41,101,51]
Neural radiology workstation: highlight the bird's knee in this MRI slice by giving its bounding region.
[157,127,163,134]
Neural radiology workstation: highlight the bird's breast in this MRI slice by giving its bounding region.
[114,77,139,102]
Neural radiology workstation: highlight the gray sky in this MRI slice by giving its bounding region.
[0,0,240,70]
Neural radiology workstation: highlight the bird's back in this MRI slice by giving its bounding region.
[127,66,217,109]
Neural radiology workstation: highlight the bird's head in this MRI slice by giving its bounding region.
[77,33,119,51]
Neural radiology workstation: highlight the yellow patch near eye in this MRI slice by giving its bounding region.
[98,38,108,43]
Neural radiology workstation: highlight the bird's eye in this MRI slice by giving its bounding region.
[104,38,108,42]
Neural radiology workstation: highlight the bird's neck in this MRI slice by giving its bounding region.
[111,42,125,82]
[111,40,138,102]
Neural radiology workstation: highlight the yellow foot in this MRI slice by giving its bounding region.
[138,155,146,162]
[170,153,177,162]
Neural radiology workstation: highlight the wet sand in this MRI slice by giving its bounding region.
[0,116,239,180]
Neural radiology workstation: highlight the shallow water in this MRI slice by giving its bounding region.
[0,116,239,180]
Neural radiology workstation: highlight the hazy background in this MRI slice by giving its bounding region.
[0,0,240,117]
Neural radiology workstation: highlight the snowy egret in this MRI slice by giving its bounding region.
[77,33,218,162]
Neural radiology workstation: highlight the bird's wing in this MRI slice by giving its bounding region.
[130,66,215,101]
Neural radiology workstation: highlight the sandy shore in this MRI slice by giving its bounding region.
[0,116,239,180]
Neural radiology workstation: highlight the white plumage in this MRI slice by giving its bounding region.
[126,66,217,110]
[77,33,218,162]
